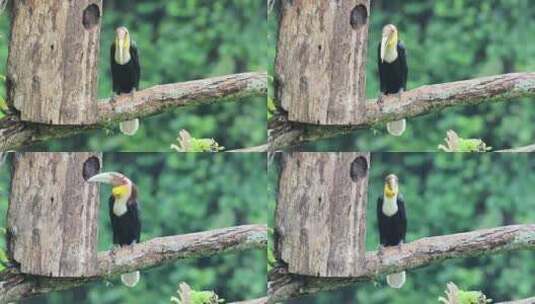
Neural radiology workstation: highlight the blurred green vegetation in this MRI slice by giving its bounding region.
[0,152,267,303]
[269,152,535,303]
[268,0,535,151]
[0,0,267,151]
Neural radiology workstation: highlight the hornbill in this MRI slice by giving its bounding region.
[377,174,407,288]
[88,172,141,287]
[111,26,141,136]
[378,24,408,136]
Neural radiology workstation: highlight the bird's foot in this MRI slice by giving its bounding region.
[377,93,386,111]
[129,89,136,99]
[396,89,404,103]
[377,245,386,276]
[377,244,385,258]
[111,244,121,255]
[127,241,137,252]
[397,242,403,252]
[110,93,119,103]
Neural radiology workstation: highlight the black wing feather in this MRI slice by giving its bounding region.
[110,43,119,93]
[108,196,119,244]
[377,196,387,244]
[130,43,140,90]
[377,194,407,246]
[377,41,408,94]
[127,200,141,243]
[397,194,407,242]
[109,196,141,246]
[377,43,386,92]
[397,42,408,90]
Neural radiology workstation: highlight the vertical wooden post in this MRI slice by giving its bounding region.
[7,152,102,277]
[275,0,370,125]
[7,1,103,125]
[275,152,370,277]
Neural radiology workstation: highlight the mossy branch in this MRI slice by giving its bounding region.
[269,72,535,150]
[0,72,267,151]
[0,224,267,302]
[496,297,535,304]
[268,224,535,303]
[497,144,535,153]
[228,297,269,304]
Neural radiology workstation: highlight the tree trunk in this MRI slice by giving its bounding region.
[7,152,102,277]
[7,1,103,125]
[275,0,370,125]
[275,152,370,277]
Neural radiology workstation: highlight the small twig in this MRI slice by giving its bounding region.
[228,144,269,153]
[228,297,269,304]
[496,144,535,153]
[496,297,535,304]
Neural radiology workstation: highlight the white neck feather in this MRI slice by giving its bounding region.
[383,45,398,63]
[113,198,128,216]
[115,45,131,65]
[382,195,398,216]
[113,183,132,217]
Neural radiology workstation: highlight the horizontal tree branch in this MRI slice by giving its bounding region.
[0,72,267,150]
[96,72,266,124]
[497,143,535,153]
[229,297,269,304]
[269,72,535,150]
[497,297,535,304]
[268,224,535,303]
[0,224,267,303]
[229,144,270,152]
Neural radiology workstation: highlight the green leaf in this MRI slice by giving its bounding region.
[171,129,225,152]
[437,130,491,152]
[172,282,225,304]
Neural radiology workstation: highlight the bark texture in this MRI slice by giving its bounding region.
[268,224,535,302]
[7,152,102,277]
[497,297,535,304]
[0,72,267,151]
[498,143,535,152]
[97,72,266,124]
[0,224,267,303]
[228,297,268,304]
[276,153,370,277]
[7,1,102,124]
[269,72,535,150]
[276,0,370,125]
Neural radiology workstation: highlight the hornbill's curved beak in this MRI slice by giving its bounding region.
[87,172,128,186]
[115,26,131,65]
[380,35,388,63]
[380,24,398,63]
[384,174,399,198]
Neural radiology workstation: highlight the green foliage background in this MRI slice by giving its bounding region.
[0,153,267,304]
[268,0,535,151]
[269,153,535,303]
[0,0,267,151]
